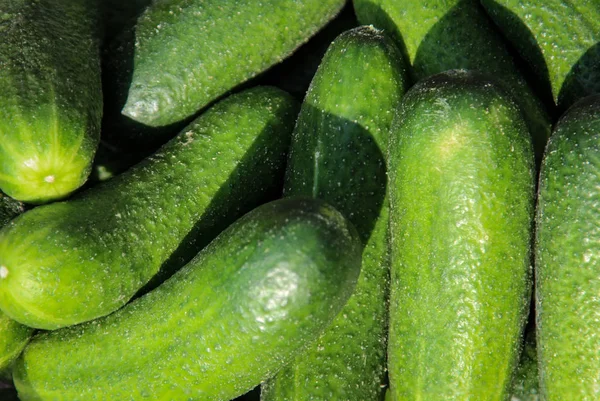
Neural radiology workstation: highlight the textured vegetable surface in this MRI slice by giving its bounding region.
[110,0,345,127]
[0,87,297,330]
[481,0,600,110]
[536,95,600,401]
[388,70,535,400]
[0,0,102,203]
[13,198,362,401]
[353,0,550,161]
[262,26,408,400]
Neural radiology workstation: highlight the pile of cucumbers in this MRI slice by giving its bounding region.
[0,0,598,400]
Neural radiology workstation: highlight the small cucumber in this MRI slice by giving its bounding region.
[481,0,600,110]
[353,0,551,162]
[0,0,102,203]
[108,0,345,127]
[262,26,409,400]
[0,86,298,330]
[13,198,362,401]
[388,70,535,400]
[535,95,600,400]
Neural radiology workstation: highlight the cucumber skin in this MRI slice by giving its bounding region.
[0,194,24,229]
[0,0,102,203]
[0,86,298,330]
[262,26,409,400]
[388,70,535,400]
[481,0,600,110]
[510,327,539,401]
[13,198,362,401]
[353,0,550,163]
[536,95,600,400]
[115,0,345,127]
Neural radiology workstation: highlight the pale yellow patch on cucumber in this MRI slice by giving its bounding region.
[0,266,8,279]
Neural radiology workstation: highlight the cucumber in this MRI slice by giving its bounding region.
[0,194,24,228]
[353,0,551,162]
[0,86,298,330]
[387,70,535,400]
[13,198,362,401]
[0,312,33,373]
[481,0,600,111]
[107,0,344,127]
[0,0,102,203]
[262,26,409,400]
[535,95,600,400]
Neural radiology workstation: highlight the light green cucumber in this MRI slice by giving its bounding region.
[535,95,600,400]
[353,0,551,162]
[108,0,345,127]
[262,26,409,400]
[13,198,362,401]
[388,70,535,400]
[481,0,600,110]
[0,86,298,330]
[0,0,102,203]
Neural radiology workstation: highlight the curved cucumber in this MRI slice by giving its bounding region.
[13,198,362,401]
[353,0,550,162]
[388,70,535,400]
[0,86,298,330]
[0,0,102,203]
[481,0,600,110]
[262,26,409,400]
[110,0,344,127]
[536,95,600,400]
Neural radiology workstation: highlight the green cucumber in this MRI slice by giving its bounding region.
[13,198,362,401]
[0,194,24,228]
[481,0,600,110]
[0,0,102,203]
[0,312,33,373]
[353,0,551,162]
[0,86,298,330]
[535,95,600,400]
[262,26,409,400]
[387,70,535,400]
[107,0,345,128]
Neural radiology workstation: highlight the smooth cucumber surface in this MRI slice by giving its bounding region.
[388,70,535,400]
[0,86,298,330]
[0,0,102,203]
[13,198,362,401]
[110,0,345,127]
[481,0,600,110]
[262,26,409,400]
[535,95,600,400]
[353,0,551,162]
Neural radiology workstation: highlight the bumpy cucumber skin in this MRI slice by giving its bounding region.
[510,327,539,401]
[481,0,600,110]
[0,87,298,330]
[13,198,362,401]
[388,71,535,400]
[0,0,102,203]
[114,0,344,127]
[262,26,409,401]
[536,95,600,401]
[353,0,550,162]
[0,312,33,373]
[0,194,24,228]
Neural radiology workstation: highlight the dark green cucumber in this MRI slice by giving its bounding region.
[353,0,551,162]
[13,198,362,401]
[388,70,535,400]
[0,194,24,228]
[536,95,600,400]
[262,26,409,400]
[481,0,600,110]
[0,0,102,203]
[108,0,344,127]
[0,86,298,330]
